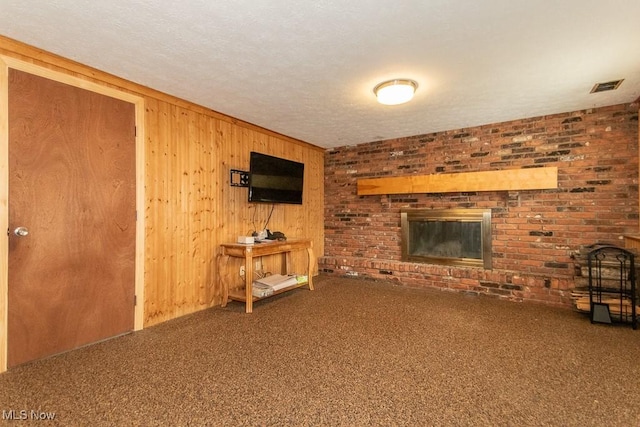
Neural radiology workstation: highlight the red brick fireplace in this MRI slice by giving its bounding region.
[320,103,639,307]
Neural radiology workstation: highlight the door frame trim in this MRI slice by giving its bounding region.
[0,56,146,372]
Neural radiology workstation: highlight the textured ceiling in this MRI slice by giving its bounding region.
[1,0,639,149]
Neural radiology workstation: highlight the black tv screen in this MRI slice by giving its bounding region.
[248,152,304,204]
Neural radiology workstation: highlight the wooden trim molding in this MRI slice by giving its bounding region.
[357,166,558,196]
[0,55,8,373]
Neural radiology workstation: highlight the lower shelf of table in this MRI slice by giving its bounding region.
[227,281,311,302]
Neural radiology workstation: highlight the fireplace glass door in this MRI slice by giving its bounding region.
[401,209,492,269]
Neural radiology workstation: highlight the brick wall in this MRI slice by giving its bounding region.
[321,103,639,306]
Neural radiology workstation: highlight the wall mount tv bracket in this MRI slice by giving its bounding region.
[230,169,249,187]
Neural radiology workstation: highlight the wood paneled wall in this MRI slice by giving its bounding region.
[0,36,324,328]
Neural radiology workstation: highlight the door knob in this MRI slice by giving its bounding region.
[14,226,29,237]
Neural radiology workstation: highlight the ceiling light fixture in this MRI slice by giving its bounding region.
[374,79,418,105]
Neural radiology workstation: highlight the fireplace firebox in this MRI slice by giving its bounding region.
[401,209,492,269]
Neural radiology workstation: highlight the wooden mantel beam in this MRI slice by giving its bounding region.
[356,166,558,196]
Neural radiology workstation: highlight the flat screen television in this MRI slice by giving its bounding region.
[248,152,304,204]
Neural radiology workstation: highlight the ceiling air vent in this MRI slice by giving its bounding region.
[590,79,624,93]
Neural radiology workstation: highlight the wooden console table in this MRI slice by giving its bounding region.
[217,238,314,313]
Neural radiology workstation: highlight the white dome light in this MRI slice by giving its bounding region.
[374,79,418,105]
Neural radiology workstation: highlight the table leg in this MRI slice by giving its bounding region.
[217,254,230,307]
[245,250,253,313]
[306,245,315,291]
[284,251,292,275]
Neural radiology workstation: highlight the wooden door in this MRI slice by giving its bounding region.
[7,69,136,367]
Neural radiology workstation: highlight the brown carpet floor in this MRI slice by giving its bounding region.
[1,275,639,426]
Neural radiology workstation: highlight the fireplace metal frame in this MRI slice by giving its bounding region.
[401,208,492,269]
